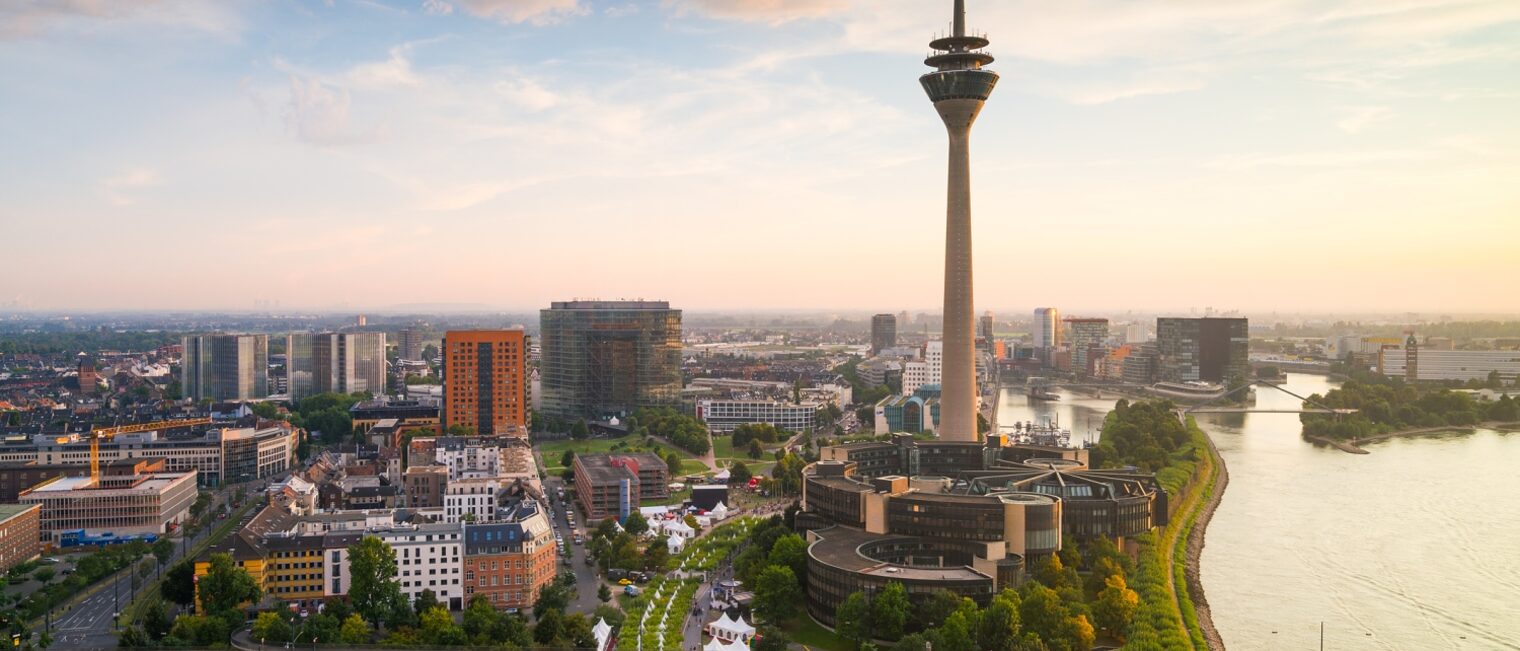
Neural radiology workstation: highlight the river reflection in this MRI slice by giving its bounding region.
[998,374,1520,650]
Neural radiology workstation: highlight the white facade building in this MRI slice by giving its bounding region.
[697,399,819,433]
[378,522,465,610]
[1380,348,1520,382]
[903,342,944,395]
[444,477,502,523]
[435,438,500,480]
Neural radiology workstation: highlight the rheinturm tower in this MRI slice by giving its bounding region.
[921,0,997,442]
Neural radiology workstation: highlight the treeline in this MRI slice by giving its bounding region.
[630,407,710,455]
[0,331,182,355]
[824,540,1151,651]
[1089,400,1193,474]
[1301,381,1520,440]
[286,391,368,443]
[1263,321,1520,340]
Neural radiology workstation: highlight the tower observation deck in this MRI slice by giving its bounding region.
[921,0,997,443]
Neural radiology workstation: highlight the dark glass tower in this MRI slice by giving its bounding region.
[921,0,997,441]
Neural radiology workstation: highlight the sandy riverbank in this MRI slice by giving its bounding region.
[1311,420,1520,454]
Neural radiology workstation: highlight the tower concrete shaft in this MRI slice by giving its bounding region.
[921,0,996,442]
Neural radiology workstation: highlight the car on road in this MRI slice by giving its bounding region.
[573,534,582,545]
[618,578,632,586]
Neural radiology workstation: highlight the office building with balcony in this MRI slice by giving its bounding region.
[696,399,820,433]
[20,471,198,543]
[539,301,682,420]
[1066,318,1110,376]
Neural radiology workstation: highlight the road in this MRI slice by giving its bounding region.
[47,477,270,650]
[540,476,606,616]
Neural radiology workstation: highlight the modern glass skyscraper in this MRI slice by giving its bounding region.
[539,301,682,420]
[1031,308,1061,351]
[871,314,898,354]
[1156,317,1249,386]
[286,333,387,400]
[1067,318,1110,376]
[180,334,269,401]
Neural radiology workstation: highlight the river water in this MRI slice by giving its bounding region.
[996,374,1520,650]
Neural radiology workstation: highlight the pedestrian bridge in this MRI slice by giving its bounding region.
[1185,407,1359,415]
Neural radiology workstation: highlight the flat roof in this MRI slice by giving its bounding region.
[808,526,990,582]
[0,504,38,520]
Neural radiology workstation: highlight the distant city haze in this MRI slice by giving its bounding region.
[2,2,1517,312]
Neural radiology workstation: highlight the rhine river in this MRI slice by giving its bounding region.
[996,374,1520,650]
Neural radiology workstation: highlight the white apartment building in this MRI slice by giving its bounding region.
[697,400,819,433]
[903,342,944,396]
[378,522,465,610]
[435,438,500,480]
[445,477,502,523]
[1380,348,1520,382]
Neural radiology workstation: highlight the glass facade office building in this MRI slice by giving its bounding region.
[181,334,269,401]
[286,333,387,400]
[1156,317,1249,386]
[539,301,682,419]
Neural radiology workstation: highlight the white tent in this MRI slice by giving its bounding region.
[713,468,731,482]
[666,534,686,555]
[663,518,697,539]
[703,639,747,651]
[592,618,614,651]
[709,501,729,521]
[705,613,757,644]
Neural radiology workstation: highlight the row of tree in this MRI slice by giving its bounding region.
[630,407,711,455]
[1301,380,1520,440]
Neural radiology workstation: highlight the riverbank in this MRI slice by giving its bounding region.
[1184,421,1228,651]
[1310,420,1520,454]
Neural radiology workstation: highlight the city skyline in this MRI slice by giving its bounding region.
[3,1,1518,313]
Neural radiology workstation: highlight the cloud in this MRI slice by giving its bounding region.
[494,76,560,111]
[1041,69,1208,105]
[101,168,160,206]
[1337,106,1392,133]
[448,0,585,25]
[421,0,454,15]
[1209,149,1437,171]
[665,0,848,24]
[0,0,239,39]
[348,46,422,89]
[282,76,382,146]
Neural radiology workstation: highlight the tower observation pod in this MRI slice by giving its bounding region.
[921,0,997,442]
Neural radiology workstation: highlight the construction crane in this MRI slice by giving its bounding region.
[86,417,212,484]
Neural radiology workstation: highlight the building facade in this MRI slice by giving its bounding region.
[0,505,41,573]
[443,330,528,437]
[287,333,387,400]
[405,465,448,509]
[1156,317,1250,387]
[1030,308,1061,353]
[1066,318,1110,376]
[379,523,466,610]
[573,453,670,521]
[696,399,819,433]
[20,472,198,542]
[539,301,683,420]
[445,477,501,523]
[871,314,898,355]
[462,503,556,610]
[181,334,269,401]
[398,328,425,362]
[8,426,295,488]
[1379,347,1520,382]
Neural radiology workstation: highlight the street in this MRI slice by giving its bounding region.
[540,476,605,615]
[46,477,263,650]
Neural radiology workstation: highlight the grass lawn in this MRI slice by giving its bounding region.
[710,434,785,460]
[538,436,708,475]
[783,616,850,651]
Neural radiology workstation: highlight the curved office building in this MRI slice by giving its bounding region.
[800,435,1165,626]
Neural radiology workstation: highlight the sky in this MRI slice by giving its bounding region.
[1,0,1518,315]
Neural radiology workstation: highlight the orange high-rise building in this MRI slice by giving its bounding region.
[443,330,528,437]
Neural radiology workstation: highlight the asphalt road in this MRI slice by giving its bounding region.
[47,477,268,650]
[540,476,605,616]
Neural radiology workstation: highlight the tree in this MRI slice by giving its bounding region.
[835,592,871,647]
[161,561,197,606]
[340,614,371,645]
[915,589,963,632]
[871,581,910,641]
[754,625,790,651]
[252,612,293,644]
[624,511,649,535]
[32,567,54,583]
[142,599,173,640]
[571,419,591,440]
[748,439,766,458]
[420,606,467,646]
[561,450,576,468]
[533,608,565,645]
[978,593,1022,651]
[766,534,809,587]
[197,552,261,614]
[414,588,441,616]
[892,633,930,651]
[644,536,671,570]
[1092,575,1138,642]
[938,608,977,651]
[753,565,801,622]
[117,626,151,648]
[348,536,407,627]
[598,583,612,602]
[151,538,174,566]
[1017,584,1069,647]
[665,450,684,476]
[729,461,753,485]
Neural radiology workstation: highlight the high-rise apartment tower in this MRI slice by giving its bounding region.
[443,330,528,437]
